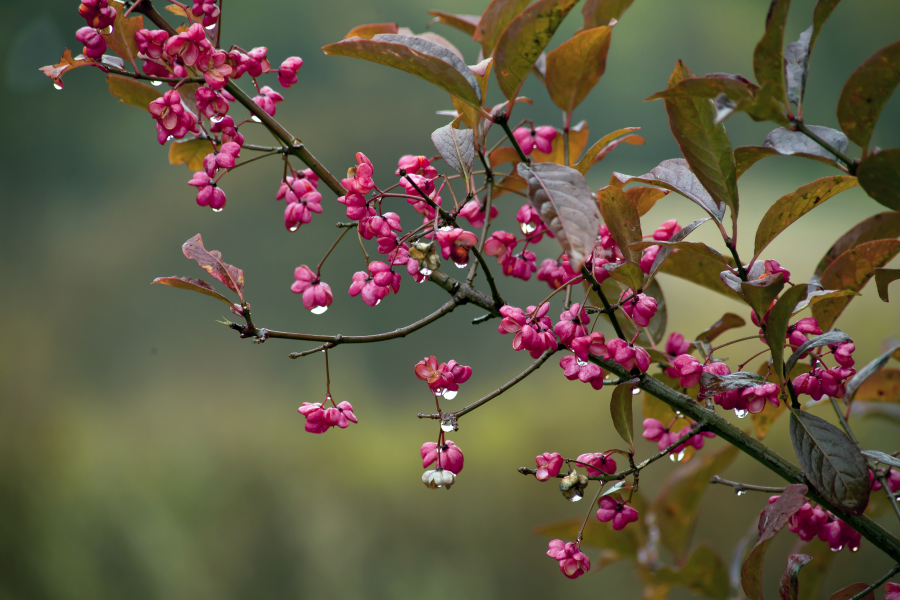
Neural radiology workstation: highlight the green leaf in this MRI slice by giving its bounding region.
[612,159,727,223]
[810,0,842,53]
[575,127,643,174]
[181,234,245,301]
[101,1,144,68]
[779,553,813,600]
[791,289,859,315]
[610,383,635,451]
[741,272,786,325]
[652,544,729,600]
[106,74,161,110]
[741,483,809,600]
[431,123,474,188]
[763,126,849,165]
[630,239,730,266]
[652,443,739,562]
[474,0,531,58]
[517,162,599,271]
[493,0,579,101]
[765,284,809,383]
[845,344,900,405]
[861,449,900,470]
[813,239,900,330]
[427,12,480,37]
[695,313,746,345]
[827,583,875,600]
[815,212,900,276]
[785,27,812,108]
[662,61,739,221]
[853,368,900,403]
[735,145,846,178]
[656,245,737,298]
[857,149,900,211]
[322,34,481,108]
[581,0,635,28]
[545,25,613,113]
[597,185,642,263]
[168,139,213,172]
[753,0,792,108]
[603,261,644,293]
[785,330,852,377]
[151,276,235,306]
[837,40,900,151]
[754,175,858,258]
[875,268,900,302]
[789,409,870,515]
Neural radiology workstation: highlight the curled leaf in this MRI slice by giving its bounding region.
[151,276,234,305]
[181,234,245,301]
[39,48,96,89]
[875,268,900,302]
[344,23,399,39]
[427,12,480,37]
[612,159,726,223]
[779,553,813,600]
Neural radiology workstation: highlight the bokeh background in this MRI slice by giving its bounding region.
[2,0,900,598]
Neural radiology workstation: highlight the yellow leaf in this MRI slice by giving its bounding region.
[169,139,213,171]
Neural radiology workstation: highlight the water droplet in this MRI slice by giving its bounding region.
[311,305,328,315]
[53,83,63,90]
[151,80,162,87]
[454,262,466,269]
[850,546,859,552]
[669,454,677,462]
[251,115,262,123]
[735,490,746,496]
[212,207,223,213]
[441,422,454,432]
[734,409,749,419]
[439,225,452,232]
[521,221,536,234]
[576,358,588,367]
[206,24,216,30]
[374,298,382,306]
[419,267,433,277]
[831,546,842,553]
[676,450,686,461]
[568,492,583,502]
[632,388,641,395]
[107,26,114,34]
[443,390,458,400]
[167,135,174,142]
[211,115,224,123]
[289,224,300,232]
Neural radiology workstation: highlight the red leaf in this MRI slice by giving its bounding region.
[181,234,245,301]
[39,48,96,89]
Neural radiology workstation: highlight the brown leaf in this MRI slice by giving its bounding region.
[629,186,670,217]
[597,185,642,263]
[427,12,480,37]
[778,553,813,600]
[695,313,746,345]
[181,234,244,301]
[488,146,522,169]
[531,120,590,166]
[875,268,900,302]
[575,133,644,174]
[344,23,399,39]
[853,368,900,403]
[815,212,900,277]
[545,25,613,113]
[101,0,144,69]
[151,277,234,306]
[581,0,635,28]
[827,583,875,600]
[169,139,213,171]
[39,48,96,89]
[106,74,161,110]
[474,0,531,58]
[837,40,900,151]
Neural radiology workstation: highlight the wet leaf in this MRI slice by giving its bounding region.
[741,483,809,600]
[644,218,710,280]
[575,127,643,174]
[696,313,746,345]
[827,583,874,600]
[853,368,900,403]
[845,344,900,404]
[427,12,480,37]
[151,276,234,306]
[322,34,481,108]
[763,126,849,164]
[813,239,900,330]
[779,553,813,600]
[106,74,161,110]
[815,212,900,276]
[493,0,579,101]
[837,40,900,150]
[432,123,474,185]
[604,261,644,293]
[789,409,869,515]
[766,284,809,383]
[857,149,900,211]
[785,27,813,107]
[40,48,96,89]
[861,449,900,469]
[344,23,399,39]
[753,0,792,107]
[545,25,613,113]
[101,1,143,68]
[612,159,727,223]
[582,0,635,28]
[610,383,635,451]
[656,246,738,298]
[530,120,590,166]
[734,145,846,178]
[875,268,900,302]
[662,61,739,220]
[181,234,244,300]
[652,544,729,600]
[517,162,599,271]
[741,272,786,325]
[755,176,858,258]
[629,187,670,217]
[785,330,852,377]
[169,139,213,171]
[474,0,531,58]
[652,444,739,562]
[597,185,642,263]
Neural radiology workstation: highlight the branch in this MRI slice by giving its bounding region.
[709,476,786,494]
[847,564,900,600]
[791,119,859,174]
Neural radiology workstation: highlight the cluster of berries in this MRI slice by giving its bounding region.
[414,357,473,398]
[780,497,861,552]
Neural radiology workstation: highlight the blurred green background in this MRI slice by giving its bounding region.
[2,0,900,598]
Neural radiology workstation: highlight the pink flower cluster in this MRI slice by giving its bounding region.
[516,204,551,242]
[78,0,115,29]
[619,290,658,327]
[780,498,861,552]
[190,0,221,27]
[291,265,333,313]
[793,366,856,400]
[498,304,557,358]
[671,355,780,414]
[513,126,557,155]
[349,261,400,306]
[278,171,323,231]
[298,401,357,434]
[537,256,580,290]
[436,228,478,267]
[643,419,715,454]
[422,440,464,474]
[458,196,498,229]
[596,496,640,531]
[577,452,616,476]
[534,452,564,481]
[484,231,536,280]
[338,153,377,221]
[547,540,590,579]
[414,356,472,397]
[148,89,199,145]
[871,468,900,492]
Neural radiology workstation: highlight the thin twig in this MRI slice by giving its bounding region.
[709,476,786,494]
[846,563,900,600]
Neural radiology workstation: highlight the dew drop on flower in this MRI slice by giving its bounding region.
[166,135,174,142]
[419,267,433,277]
[374,298,382,306]
[107,26,114,34]
[442,390,458,400]
[212,207,223,213]
[568,491,583,502]
[734,409,749,419]
[151,80,162,87]
[850,546,859,552]
[632,388,641,395]
[454,263,466,269]
[53,83,63,90]
[439,226,452,232]
[211,115,224,123]
[676,450,686,461]
[735,490,746,496]
[289,224,300,232]
[831,546,842,552]
[251,115,262,123]
[441,422,454,432]
[206,24,216,30]
[521,222,536,234]
[669,454,677,462]
[311,305,328,315]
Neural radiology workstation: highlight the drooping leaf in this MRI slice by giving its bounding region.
[754,176,858,258]
[763,126,850,165]
[789,409,870,515]
[857,149,900,211]
[427,12,481,37]
[545,25,613,113]
[845,344,900,404]
[741,483,809,600]
[631,239,730,267]
[645,217,711,280]
[785,330,852,377]
[106,74,161,110]
[151,276,234,306]
[582,0,635,28]
[785,27,813,107]
[431,123,474,186]
[169,139,213,171]
[765,284,809,383]
[646,74,758,111]
[604,261,644,293]
[517,162,599,271]
[610,383,635,451]
[530,120,590,166]
[836,41,900,151]
[861,449,900,470]
[101,1,143,68]
[597,185,642,263]
[741,272,786,325]
[853,368,900,403]
[40,48,96,89]
[657,246,738,298]
[322,34,481,107]
[652,544,729,600]
[662,61,739,221]
[734,145,846,178]
[813,239,900,330]
[181,234,245,300]
[474,0,531,58]
[753,0,792,107]
[575,128,643,174]
[629,186,670,217]
[779,553,813,600]
[652,444,739,562]
[344,23,399,39]
[815,212,900,277]
[827,583,875,600]
[493,0,579,101]
[612,159,727,223]
[695,313,746,344]
[875,268,900,302]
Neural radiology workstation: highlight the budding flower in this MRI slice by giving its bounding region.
[513,126,557,154]
[547,540,590,579]
[75,27,106,60]
[560,470,589,502]
[596,496,640,530]
[534,452,564,481]
[422,468,456,490]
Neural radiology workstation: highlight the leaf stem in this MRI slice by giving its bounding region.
[493,113,530,164]
[790,119,858,175]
